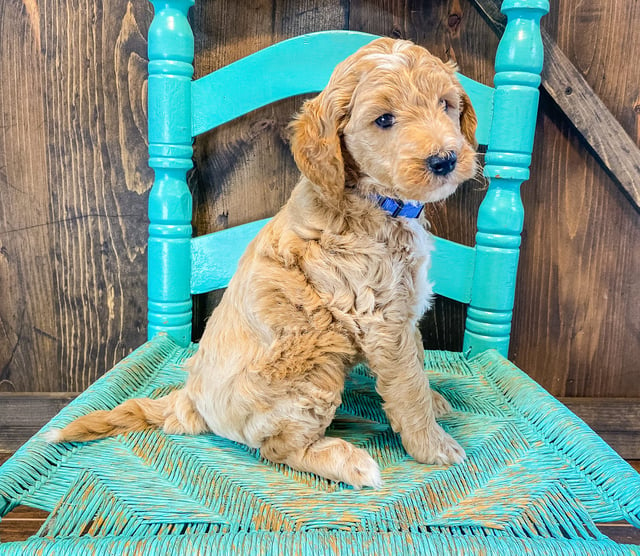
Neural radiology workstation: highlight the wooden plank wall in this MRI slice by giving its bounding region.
[0,0,638,411]
[0,0,152,393]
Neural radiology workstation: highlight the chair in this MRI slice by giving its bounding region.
[1,0,639,553]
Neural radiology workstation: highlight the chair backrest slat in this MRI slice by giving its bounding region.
[191,219,270,294]
[191,31,495,146]
[191,222,476,303]
[192,31,375,137]
[456,75,494,146]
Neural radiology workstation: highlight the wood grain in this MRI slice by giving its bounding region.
[560,398,640,432]
[0,0,55,392]
[541,27,640,211]
[471,0,640,211]
[512,92,640,397]
[0,0,638,402]
[560,397,640,460]
[0,393,77,451]
[0,1,151,392]
[508,1,640,397]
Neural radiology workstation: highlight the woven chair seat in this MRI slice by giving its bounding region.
[1,333,638,554]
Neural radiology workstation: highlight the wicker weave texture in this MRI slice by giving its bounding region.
[0,334,638,554]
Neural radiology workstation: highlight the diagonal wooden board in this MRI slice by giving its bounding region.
[470,0,640,211]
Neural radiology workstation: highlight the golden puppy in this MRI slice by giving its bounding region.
[48,38,478,489]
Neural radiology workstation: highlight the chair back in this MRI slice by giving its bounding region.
[146,0,549,357]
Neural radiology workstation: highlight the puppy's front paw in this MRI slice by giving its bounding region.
[402,424,465,466]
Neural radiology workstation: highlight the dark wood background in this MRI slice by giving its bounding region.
[1,0,638,439]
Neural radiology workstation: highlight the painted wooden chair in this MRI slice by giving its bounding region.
[1,0,639,553]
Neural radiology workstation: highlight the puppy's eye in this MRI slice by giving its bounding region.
[439,98,450,112]
[374,113,396,129]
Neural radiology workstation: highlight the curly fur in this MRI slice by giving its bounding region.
[49,38,478,489]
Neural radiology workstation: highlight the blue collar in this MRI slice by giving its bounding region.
[375,195,424,218]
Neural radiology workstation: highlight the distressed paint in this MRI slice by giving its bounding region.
[1,335,638,552]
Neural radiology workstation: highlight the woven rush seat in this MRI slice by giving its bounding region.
[2,0,640,553]
[1,333,638,554]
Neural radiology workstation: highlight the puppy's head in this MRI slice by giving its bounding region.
[289,38,478,205]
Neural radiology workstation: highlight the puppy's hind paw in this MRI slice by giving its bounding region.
[345,447,383,490]
[431,390,453,418]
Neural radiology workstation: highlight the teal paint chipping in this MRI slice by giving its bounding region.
[1,335,638,553]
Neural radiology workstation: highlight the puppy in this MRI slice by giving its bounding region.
[48,38,478,489]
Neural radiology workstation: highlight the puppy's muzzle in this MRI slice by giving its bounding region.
[426,152,457,176]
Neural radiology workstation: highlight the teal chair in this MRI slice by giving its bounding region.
[1,1,639,553]
[148,8,528,358]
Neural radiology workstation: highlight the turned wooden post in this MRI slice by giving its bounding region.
[147,0,195,345]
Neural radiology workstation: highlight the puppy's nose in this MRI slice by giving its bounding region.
[426,152,457,176]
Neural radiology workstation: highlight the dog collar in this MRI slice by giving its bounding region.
[374,195,424,218]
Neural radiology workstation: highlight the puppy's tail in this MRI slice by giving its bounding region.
[44,390,208,443]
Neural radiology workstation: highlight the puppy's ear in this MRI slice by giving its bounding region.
[289,38,393,204]
[459,90,478,149]
[289,91,346,204]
